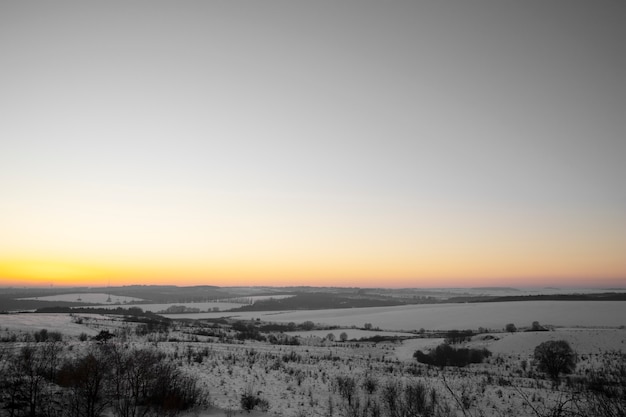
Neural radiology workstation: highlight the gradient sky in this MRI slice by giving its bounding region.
[1,1,625,288]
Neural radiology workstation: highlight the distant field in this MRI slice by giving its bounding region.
[89,301,246,312]
[162,300,626,331]
[85,295,296,313]
[483,327,626,356]
[18,292,145,304]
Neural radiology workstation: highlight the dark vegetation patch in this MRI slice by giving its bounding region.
[448,292,626,303]
[232,292,409,311]
[414,344,491,367]
[357,334,411,343]
[102,285,232,303]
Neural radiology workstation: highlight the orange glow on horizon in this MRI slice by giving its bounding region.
[1,254,624,289]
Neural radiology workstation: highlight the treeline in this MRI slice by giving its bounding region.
[448,292,626,303]
[0,341,203,417]
[233,292,407,311]
[35,306,165,318]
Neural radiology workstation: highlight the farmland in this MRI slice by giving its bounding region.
[1,286,625,417]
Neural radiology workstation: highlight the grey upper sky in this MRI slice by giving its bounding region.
[1,1,624,286]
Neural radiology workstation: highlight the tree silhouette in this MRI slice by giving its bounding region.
[534,340,576,381]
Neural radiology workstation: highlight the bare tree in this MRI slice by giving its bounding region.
[7,343,62,417]
[335,375,357,406]
[534,340,576,382]
[57,348,110,417]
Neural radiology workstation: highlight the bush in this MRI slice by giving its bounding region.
[335,375,357,405]
[240,386,268,412]
[444,330,473,344]
[362,374,378,395]
[301,320,315,331]
[414,344,491,367]
[529,321,548,332]
[93,330,114,343]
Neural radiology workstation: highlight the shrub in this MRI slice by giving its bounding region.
[529,321,548,331]
[301,320,315,331]
[414,344,491,367]
[335,375,357,406]
[93,330,114,343]
[240,386,268,412]
[362,374,378,395]
[444,330,473,344]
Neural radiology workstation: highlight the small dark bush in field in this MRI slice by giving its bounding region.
[444,330,474,344]
[282,350,302,363]
[93,330,114,343]
[533,340,576,381]
[240,386,268,412]
[34,328,48,342]
[301,320,315,330]
[414,344,491,367]
[362,374,379,394]
[232,321,266,341]
[335,375,357,405]
[505,323,517,333]
[34,328,61,342]
[529,321,548,332]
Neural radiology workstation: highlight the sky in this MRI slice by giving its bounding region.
[1,1,625,288]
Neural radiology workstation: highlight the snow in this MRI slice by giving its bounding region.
[483,328,626,356]
[0,313,103,336]
[18,292,144,304]
[90,301,247,313]
[160,300,626,331]
[2,300,626,417]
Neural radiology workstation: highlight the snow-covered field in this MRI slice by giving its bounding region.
[18,292,144,304]
[0,313,104,337]
[161,300,626,330]
[482,327,626,356]
[85,295,295,313]
[90,301,247,313]
[2,300,625,417]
